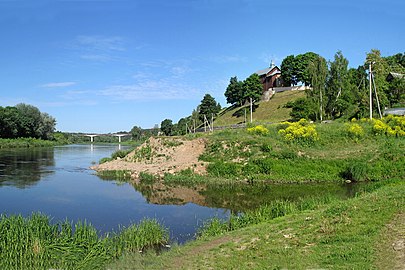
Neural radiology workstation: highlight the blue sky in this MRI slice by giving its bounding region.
[0,0,404,133]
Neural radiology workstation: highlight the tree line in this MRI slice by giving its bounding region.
[130,49,404,138]
[283,50,404,121]
[0,103,56,140]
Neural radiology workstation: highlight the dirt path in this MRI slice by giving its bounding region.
[91,137,208,179]
[375,212,405,270]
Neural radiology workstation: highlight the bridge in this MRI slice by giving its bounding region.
[84,133,131,143]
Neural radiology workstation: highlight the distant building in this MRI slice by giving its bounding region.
[255,61,284,92]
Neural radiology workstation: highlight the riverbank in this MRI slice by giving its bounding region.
[107,179,405,269]
[0,138,60,148]
[93,118,405,184]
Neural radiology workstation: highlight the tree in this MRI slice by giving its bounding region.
[198,94,221,122]
[160,119,173,136]
[365,49,389,111]
[242,73,262,103]
[287,98,318,121]
[224,76,244,106]
[281,55,298,86]
[280,52,319,86]
[307,55,328,121]
[326,51,350,118]
[130,126,143,140]
[0,106,19,138]
[38,112,56,140]
[15,103,42,138]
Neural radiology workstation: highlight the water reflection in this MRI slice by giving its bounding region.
[104,178,363,213]
[0,148,55,188]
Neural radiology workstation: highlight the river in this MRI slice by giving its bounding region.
[0,144,360,243]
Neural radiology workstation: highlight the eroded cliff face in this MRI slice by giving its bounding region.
[91,137,208,179]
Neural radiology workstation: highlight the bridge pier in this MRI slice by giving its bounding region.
[85,134,98,142]
[114,134,128,143]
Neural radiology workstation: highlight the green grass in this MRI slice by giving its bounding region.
[0,213,168,270]
[107,179,404,269]
[197,120,405,183]
[0,138,59,148]
[214,90,305,126]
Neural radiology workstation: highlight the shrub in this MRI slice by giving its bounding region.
[345,123,364,141]
[260,142,273,152]
[372,116,405,137]
[207,161,241,177]
[278,119,319,144]
[247,125,269,136]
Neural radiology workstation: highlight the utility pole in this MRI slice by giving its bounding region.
[369,62,373,120]
[250,97,253,123]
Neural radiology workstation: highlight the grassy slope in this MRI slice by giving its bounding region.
[214,90,305,126]
[108,180,405,269]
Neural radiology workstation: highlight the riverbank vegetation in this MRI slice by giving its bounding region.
[0,137,60,148]
[0,213,168,270]
[107,179,405,269]
[148,116,402,184]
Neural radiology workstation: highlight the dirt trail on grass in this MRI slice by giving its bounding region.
[91,137,208,179]
[375,212,405,270]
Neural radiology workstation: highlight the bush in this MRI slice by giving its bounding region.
[278,119,319,144]
[247,125,269,136]
[372,116,405,137]
[345,123,364,141]
[207,161,241,178]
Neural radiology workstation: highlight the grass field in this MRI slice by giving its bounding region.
[214,90,305,126]
[107,179,405,269]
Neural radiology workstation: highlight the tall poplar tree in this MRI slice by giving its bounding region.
[308,56,328,121]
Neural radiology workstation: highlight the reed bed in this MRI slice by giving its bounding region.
[0,213,168,269]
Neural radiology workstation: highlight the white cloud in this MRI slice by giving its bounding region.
[40,82,77,88]
[76,35,126,52]
[99,79,201,101]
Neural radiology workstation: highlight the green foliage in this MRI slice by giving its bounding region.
[139,172,158,184]
[345,123,365,141]
[286,97,318,121]
[224,76,244,106]
[160,119,173,136]
[130,125,143,140]
[340,162,370,182]
[197,195,336,240]
[0,104,56,140]
[326,51,351,118]
[206,160,241,178]
[277,119,319,144]
[198,94,221,122]
[371,115,405,136]
[0,213,168,270]
[131,144,154,162]
[246,125,269,136]
[99,148,134,164]
[281,52,319,86]
[0,137,58,148]
[242,73,263,103]
[307,55,328,121]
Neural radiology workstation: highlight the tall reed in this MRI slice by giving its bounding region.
[0,213,168,270]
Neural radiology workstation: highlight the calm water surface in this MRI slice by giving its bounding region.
[0,144,360,243]
[0,144,229,243]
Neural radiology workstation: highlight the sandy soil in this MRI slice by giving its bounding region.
[91,137,208,179]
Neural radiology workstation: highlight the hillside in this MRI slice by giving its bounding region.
[214,90,305,126]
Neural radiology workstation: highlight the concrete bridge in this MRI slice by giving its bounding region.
[84,133,131,143]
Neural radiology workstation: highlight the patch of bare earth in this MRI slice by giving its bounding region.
[375,212,405,270]
[167,236,235,270]
[91,137,208,180]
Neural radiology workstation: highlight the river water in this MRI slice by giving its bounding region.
[0,144,359,243]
